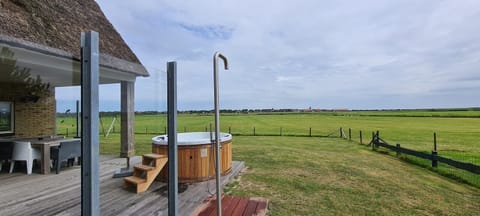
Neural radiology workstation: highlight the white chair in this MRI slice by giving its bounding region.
[9,141,41,175]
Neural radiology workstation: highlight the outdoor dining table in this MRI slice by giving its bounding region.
[30,138,81,174]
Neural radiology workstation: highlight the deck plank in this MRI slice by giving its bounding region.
[243,200,259,216]
[194,196,269,216]
[0,156,244,216]
[224,196,242,216]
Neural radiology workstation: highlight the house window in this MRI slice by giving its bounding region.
[0,101,13,134]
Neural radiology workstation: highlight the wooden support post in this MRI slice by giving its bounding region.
[348,128,351,140]
[309,127,312,137]
[340,127,343,138]
[120,81,135,157]
[434,132,437,151]
[253,126,256,136]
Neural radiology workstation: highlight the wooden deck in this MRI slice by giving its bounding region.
[193,196,268,216]
[0,155,245,216]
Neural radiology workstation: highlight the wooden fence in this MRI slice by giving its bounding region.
[369,131,480,175]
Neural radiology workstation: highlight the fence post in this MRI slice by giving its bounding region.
[371,131,374,144]
[359,130,363,144]
[339,127,343,138]
[66,128,69,137]
[210,123,213,136]
[432,151,438,168]
[432,132,438,167]
[145,127,148,134]
[205,126,207,132]
[229,126,231,134]
[396,144,400,157]
[184,126,186,132]
[253,126,256,136]
[280,127,283,136]
[309,127,312,137]
[348,128,351,140]
[371,131,375,150]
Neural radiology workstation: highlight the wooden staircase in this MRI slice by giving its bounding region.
[124,153,168,193]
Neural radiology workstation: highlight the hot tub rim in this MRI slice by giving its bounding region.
[152,132,232,146]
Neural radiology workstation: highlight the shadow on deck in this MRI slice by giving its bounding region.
[0,155,245,216]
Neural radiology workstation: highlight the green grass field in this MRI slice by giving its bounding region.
[226,136,480,215]
[56,110,480,214]
[58,110,480,163]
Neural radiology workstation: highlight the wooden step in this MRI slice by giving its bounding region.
[143,153,165,159]
[134,164,155,171]
[124,154,168,193]
[124,176,146,185]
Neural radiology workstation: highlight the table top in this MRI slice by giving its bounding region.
[31,138,81,146]
[0,137,80,146]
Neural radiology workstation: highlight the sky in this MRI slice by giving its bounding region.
[58,0,480,111]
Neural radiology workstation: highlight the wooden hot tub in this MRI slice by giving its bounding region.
[151,132,232,183]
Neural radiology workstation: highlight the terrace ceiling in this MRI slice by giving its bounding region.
[0,0,149,85]
[0,42,136,87]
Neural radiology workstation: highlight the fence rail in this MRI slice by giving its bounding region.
[371,132,480,175]
[58,125,340,138]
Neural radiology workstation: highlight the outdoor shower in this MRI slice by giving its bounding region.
[213,51,228,216]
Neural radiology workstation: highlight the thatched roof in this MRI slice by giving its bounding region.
[0,0,148,77]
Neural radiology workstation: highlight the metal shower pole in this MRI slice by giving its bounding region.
[213,52,229,216]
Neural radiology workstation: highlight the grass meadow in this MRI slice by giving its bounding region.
[58,110,480,163]
[56,110,480,215]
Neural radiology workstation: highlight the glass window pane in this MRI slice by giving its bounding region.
[0,101,12,133]
[0,43,79,137]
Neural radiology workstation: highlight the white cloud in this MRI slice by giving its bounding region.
[90,0,480,110]
[275,76,302,82]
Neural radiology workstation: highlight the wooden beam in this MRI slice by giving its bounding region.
[121,81,135,157]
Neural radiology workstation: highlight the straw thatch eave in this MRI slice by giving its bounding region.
[0,0,148,77]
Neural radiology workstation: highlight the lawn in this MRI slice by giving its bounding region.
[227,136,480,215]
[72,111,480,215]
[58,111,480,162]
[97,134,480,215]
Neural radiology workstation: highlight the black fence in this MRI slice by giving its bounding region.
[338,128,480,187]
[58,125,340,138]
[370,131,480,175]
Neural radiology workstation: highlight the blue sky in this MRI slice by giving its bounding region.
[58,0,480,111]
